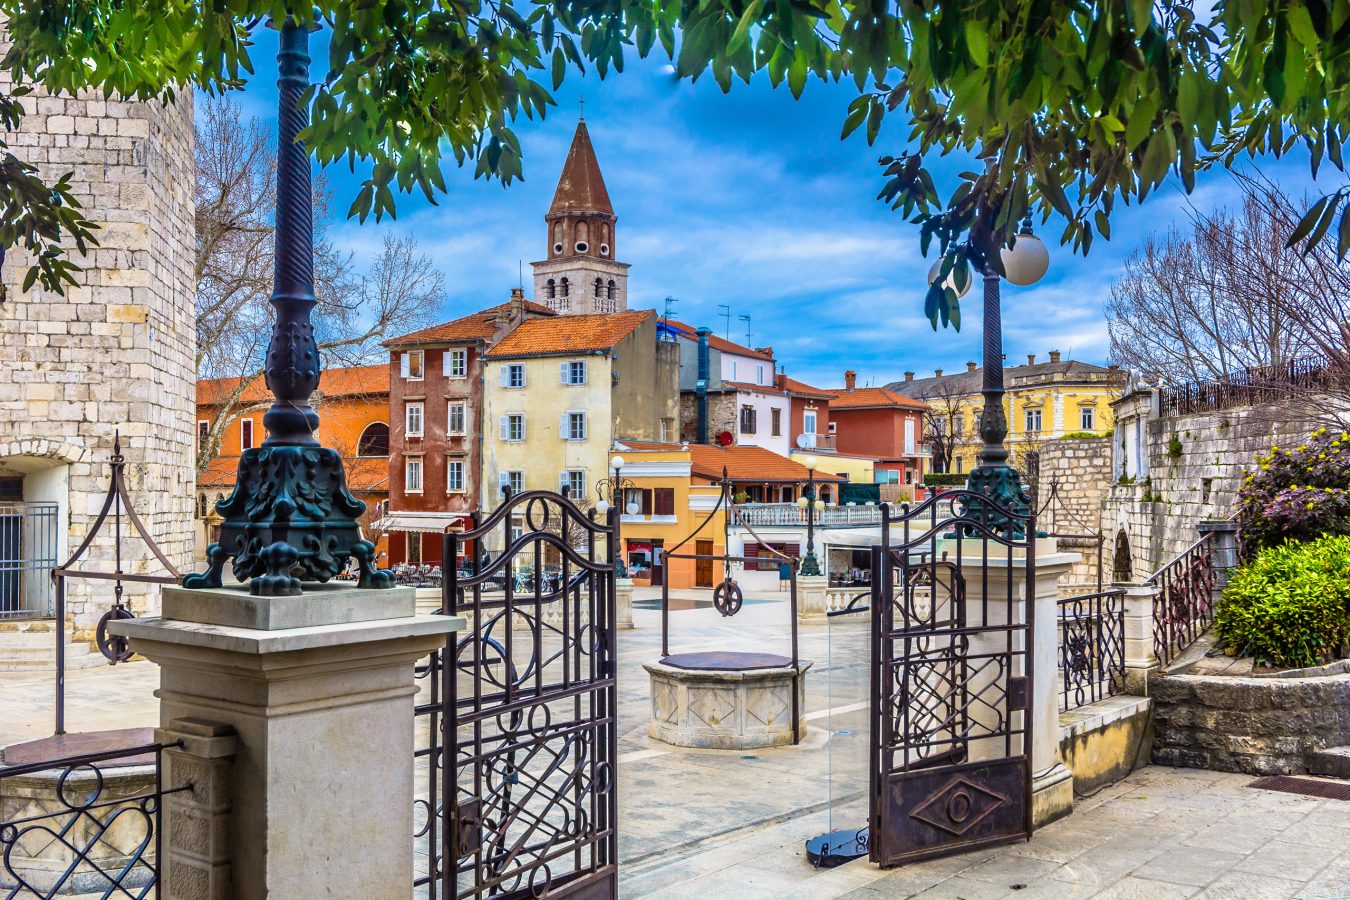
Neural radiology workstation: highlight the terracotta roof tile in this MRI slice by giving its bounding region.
[827,387,927,411]
[385,300,554,348]
[662,319,774,361]
[776,374,833,399]
[687,444,844,484]
[197,364,389,408]
[721,380,786,396]
[485,310,651,359]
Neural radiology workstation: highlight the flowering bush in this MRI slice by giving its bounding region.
[1214,536,1350,668]
[1237,428,1350,552]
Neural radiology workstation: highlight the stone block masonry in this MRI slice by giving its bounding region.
[1,33,196,647]
[1034,436,1112,592]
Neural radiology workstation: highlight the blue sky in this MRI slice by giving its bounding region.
[227,36,1326,390]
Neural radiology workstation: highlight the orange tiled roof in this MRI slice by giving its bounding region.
[385,300,555,348]
[721,380,786,396]
[485,310,651,359]
[197,364,389,408]
[199,455,389,493]
[662,319,774,361]
[777,374,833,400]
[828,387,928,411]
[615,440,685,451]
[687,443,845,484]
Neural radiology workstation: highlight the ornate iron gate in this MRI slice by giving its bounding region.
[870,490,1035,867]
[418,490,618,900]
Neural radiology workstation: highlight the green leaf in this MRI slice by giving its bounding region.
[729,0,764,56]
[964,20,988,67]
[1287,3,1320,52]
[1289,195,1331,247]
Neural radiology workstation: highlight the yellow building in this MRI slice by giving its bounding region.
[898,352,1127,474]
[480,310,679,510]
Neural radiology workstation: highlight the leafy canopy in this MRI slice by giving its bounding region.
[3,0,1349,331]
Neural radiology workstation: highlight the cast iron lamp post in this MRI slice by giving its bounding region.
[796,455,825,576]
[962,217,1050,530]
[185,19,391,596]
[595,454,635,578]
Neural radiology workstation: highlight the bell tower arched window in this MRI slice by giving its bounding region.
[607,279,616,300]
[560,277,569,297]
[594,278,604,299]
[546,279,556,299]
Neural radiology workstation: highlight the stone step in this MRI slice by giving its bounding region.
[0,619,57,633]
[0,630,69,648]
[0,652,106,672]
[1308,746,1350,779]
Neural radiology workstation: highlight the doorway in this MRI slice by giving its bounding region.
[650,539,665,587]
[695,540,714,587]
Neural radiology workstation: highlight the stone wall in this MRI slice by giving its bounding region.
[0,52,196,643]
[1034,436,1112,593]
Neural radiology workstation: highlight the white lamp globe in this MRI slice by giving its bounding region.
[927,259,973,299]
[796,496,809,508]
[804,455,818,470]
[610,454,626,470]
[1000,233,1050,286]
[625,500,640,516]
[814,499,825,511]
[595,499,610,515]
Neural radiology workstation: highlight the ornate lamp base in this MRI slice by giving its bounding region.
[186,446,394,596]
[799,554,822,577]
[962,464,1031,537]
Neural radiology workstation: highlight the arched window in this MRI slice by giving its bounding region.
[198,493,208,518]
[358,422,390,457]
[594,278,604,299]
[560,277,569,297]
[1113,530,1132,582]
[546,278,556,299]
[607,279,616,300]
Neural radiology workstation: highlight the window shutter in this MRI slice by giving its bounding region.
[519,415,525,441]
[560,362,569,384]
[499,367,510,387]
[744,543,759,565]
[519,366,526,388]
[559,471,569,492]
[641,489,653,516]
[655,488,675,516]
[579,361,587,384]
[499,415,509,439]
[579,412,587,440]
[400,353,410,378]
[499,472,511,488]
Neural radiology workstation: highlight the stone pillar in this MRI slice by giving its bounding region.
[615,577,634,630]
[156,717,237,900]
[956,551,1078,829]
[110,586,463,899]
[1197,519,1240,590]
[1120,582,1158,695]
[797,575,828,623]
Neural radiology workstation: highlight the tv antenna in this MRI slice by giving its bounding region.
[663,296,678,321]
[717,304,731,341]
[739,314,752,348]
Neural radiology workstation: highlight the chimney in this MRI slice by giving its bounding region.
[934,369,943,377]
[904,371,915,382]
[696,327,712,444]
[1027,354,1036,365]
[966,361,977,373]
[1050,350,1062,363]
[844,370,857,391]
[756,346,774,359]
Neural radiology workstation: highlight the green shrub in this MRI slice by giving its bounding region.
[923,473,968,486]
[1056,431,1101,440]
[1167,433,1183,459]
[1238,429,1350,552]
[1214,536,1350,668]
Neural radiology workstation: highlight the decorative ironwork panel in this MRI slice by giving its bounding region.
[870,490,1035,868]
[0,741,183,898]
[1057,589,1126,711]
[416,491,618,900]
[1149,534,1216,666]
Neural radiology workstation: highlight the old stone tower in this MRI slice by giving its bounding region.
[532,120,630,315]
[0,49,196,667]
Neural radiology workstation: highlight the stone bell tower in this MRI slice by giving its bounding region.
[532,119,630,315]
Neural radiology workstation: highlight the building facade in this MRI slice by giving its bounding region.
[670,322,789,453]
[0,58,195,665]
[827,372,930,486]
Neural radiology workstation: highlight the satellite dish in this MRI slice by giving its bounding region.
[716,430,734,446]
[795,433,810,449]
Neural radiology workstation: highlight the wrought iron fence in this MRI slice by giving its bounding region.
[1158,357,1337,417]
[0,740,184,898]
[1148,533,1217,666]
[1057,588,1126,711]
[0,502,58,620]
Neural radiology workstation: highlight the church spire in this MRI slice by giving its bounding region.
[549,120,613,216]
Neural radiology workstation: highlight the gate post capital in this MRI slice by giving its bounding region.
[796,574,828,623]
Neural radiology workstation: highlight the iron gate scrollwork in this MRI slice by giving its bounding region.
[418,490,618,900]
[870,490,1035,867]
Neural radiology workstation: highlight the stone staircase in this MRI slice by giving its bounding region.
[0,621,105,672]
[1308,745,1350,778]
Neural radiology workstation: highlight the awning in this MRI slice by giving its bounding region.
[374,512,473,533]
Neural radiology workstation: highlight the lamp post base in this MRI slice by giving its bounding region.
[962,463,1031,537]
[799,554,822,577]
[185,446,394,596]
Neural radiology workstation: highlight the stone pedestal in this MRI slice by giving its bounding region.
[615,577,634,630]
[1120,582,1159,695]
[797,575,828,623]
[645,655,811,749]
[109,585,463,900]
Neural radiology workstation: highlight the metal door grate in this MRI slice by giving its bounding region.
[1248,776,1350,801]
[0,501,58,619]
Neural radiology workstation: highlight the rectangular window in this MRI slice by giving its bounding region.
[904,418,916,455]
[771,407,782,437]
[564,411,587,441]
[561,360,587,385]
[560,469,586,498]
[731,360,738,381]
[1025,408,1042,433]
[1080,407,1095,431]
[502,470,524,496]
[446,459,464,493]
[501,364,526,388]
[448,402,466,435]
[405,456,424,493]
[501,413,525,442]
[406,402,424,437]
[447,349,468,379]
[654,487,675,516]
[660,418,673,442]
[757,364,765,384]
[198,420,209,452]
[400,350,425,380]
[240,418,255,451]
[740,405,757,435]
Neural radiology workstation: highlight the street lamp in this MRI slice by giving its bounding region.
[595,454,633,578]
[965,216,1049,531]
[796,455,824,577]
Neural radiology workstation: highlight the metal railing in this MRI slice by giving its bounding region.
[1057,588,1126,711]
[0,740,185,897]
[1158,357,1338,417]
[1147,533,1217,665]
[0,502,58,619]
[733,502,883,527]
[794,432,837,451]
